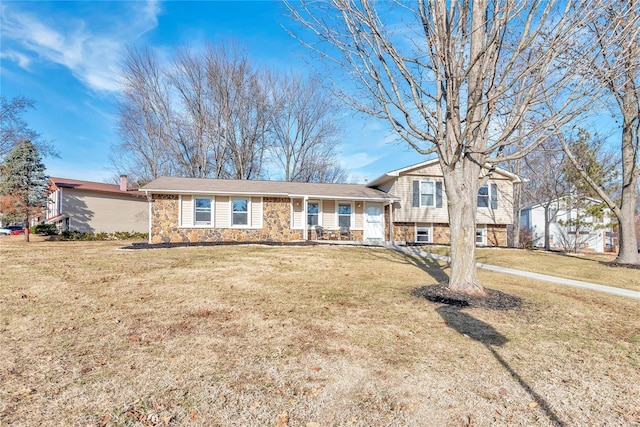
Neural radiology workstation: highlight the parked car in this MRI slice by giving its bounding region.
[0,225,25,236]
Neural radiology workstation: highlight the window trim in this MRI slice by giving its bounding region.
[478,184,490,208]
[476,224,487,245]
[420,180,436,207]
[337,202,353,228]
[478,182,498,209]
[194,196,214,226]
[415,223,433,243]
[307,200,321,228]
[231,197,249,227]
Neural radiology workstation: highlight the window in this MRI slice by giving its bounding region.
[195,198,212,225]
[477,183,498,209]
[420,181,435,207]
[338,203,352,227]
[232,198,248,226]
[416,224,432,243]
[308,202,319,227]
[478,184,490,208]
[476,225,487,245]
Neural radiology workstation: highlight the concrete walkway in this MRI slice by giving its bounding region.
[392,245,640,300]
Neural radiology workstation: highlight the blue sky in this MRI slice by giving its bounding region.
[0,0,424,183]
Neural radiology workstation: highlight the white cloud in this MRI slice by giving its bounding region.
[0,1,160,93]
[0,50,32,69]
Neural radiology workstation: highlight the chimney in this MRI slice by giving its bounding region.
[119,175,128,192]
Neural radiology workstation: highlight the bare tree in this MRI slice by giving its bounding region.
[0,96,55,159]
[560,0,639,264]
[114,46,176,183]
[520,138,569,250]
[114,43,274,181]
[207,44,272,180]
[269,73,348,182]
[289,0,597,294]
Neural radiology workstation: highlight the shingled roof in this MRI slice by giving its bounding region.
[141,176,397,201]
[50,177,145,197]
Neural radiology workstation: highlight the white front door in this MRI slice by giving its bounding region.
[364,203,384,240]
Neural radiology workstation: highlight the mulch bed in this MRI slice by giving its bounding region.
[603,261,640,270]
[412,283,524,311]
[120,241,319,250]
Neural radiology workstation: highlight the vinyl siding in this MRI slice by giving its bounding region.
[292,198,304,229]
[215,196,230,227]
[354,202,364,229]
[251,197,262,228]
[393,175,449,223]
[476,179,514,224]
[375,179,395,194]
[181,195,193,226]
[323,200,336,229]
[393,174,514,225]
[61,191,148,233]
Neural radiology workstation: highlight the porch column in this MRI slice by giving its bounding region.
[303,196,308,240]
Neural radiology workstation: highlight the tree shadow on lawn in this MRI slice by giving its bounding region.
[427,301,566,427]
[370,249,450,283]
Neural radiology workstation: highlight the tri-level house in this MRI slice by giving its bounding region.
[46,176,148,233]
[141,159,520,246]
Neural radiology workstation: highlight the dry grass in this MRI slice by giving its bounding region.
[1,239,639,426]
[421,245,640,292]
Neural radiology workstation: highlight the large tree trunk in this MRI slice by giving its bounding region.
[616,167,639,264]
[442,160,485,295]
[544,205,551,251]
[615,71,639,264]
[510,183,522,248]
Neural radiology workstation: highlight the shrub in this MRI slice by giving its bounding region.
[60,230,94,241]
[31,223,58,235]
[59,230,149,241]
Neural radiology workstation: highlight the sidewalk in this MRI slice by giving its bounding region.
[392,245,640,300]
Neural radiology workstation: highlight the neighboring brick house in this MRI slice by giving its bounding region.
[367,159,521,246]
[46,176,149,233]
[141,160,520,246]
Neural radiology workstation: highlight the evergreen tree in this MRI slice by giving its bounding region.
[0,140,49,241]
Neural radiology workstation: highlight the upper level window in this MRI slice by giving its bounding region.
[195,198,212,225]
[478,184,490,208]
[338,203,352,227]
[478,183,498,209]
[308,202,319,227]
[232,198,248,226]
[421,181,435,207]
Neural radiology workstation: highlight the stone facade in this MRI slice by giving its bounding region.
[486,225,508,247]
[150,193,508,246]
[151,196,304,243]
[391,221,505,247]
[150,195,367,244]
[393,222,415,242]
[433,224,451,244]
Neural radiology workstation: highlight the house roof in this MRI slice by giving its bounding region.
[141,176,398,201]
[367,158,522,187]
[521,196,608,211]
[50,177,145,198]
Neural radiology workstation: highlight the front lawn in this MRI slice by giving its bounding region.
[1,240,638,425]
